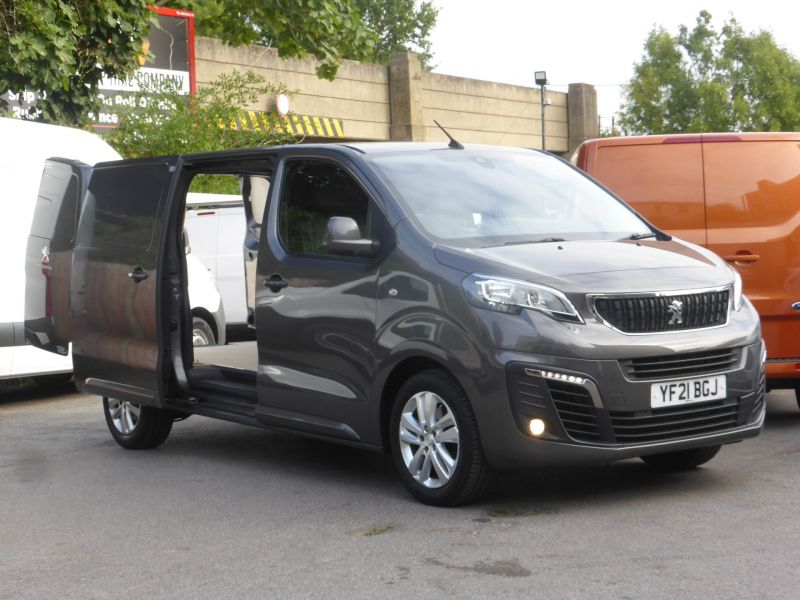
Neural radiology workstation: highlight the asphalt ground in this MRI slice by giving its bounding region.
[1,384,799,599]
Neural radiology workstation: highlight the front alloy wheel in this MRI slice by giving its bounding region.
[398,391,460,488]
[390,370,491,506]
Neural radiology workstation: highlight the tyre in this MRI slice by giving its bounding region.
[103,397,174,450]
[192,316,216,346]
[640,444,722,471]
[794,387,800,411]
[390,369,491,506]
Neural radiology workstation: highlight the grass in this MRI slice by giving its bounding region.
[361,524,396,537]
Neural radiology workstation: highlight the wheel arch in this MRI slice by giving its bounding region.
[379,355,451,451]
[191,307,218,343]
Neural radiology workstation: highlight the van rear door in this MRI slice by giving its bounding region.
[25,158,91,355]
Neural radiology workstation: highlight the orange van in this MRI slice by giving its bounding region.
[574,132,800,405]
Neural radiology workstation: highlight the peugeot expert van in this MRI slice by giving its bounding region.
[27,142,765,505]
[3,118,226,388]
[574,133,800,406]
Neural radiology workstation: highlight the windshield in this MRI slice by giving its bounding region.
[368,149,651,247]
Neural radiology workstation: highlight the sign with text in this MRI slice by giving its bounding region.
[3,6,195,127]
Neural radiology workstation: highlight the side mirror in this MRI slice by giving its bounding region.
[323,216,380,257]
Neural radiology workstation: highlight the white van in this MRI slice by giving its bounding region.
[185,193,249,327]
[2,117,225,385]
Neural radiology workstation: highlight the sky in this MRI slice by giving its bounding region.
[428,1,800,131]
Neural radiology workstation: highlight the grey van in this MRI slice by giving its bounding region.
[26,143,765,506]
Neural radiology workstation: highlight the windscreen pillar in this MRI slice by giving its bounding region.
[567,83,599,156]
[389,52,425,141]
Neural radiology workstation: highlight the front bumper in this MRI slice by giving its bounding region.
[477,340,765,469]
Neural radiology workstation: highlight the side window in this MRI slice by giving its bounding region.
[32,162,80,250]
[279,160,370,257]
[91,162,172,262]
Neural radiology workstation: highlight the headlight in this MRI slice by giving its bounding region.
[730,267,743,311]
[463,274,582,322]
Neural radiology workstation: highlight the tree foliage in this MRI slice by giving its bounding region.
[167,0,373,80]
[2,0,437,125]
[166,0,438,76]
[354,0,438,68]
[107,69,294,160]
[0,0,154,124]
[620,10,800,134]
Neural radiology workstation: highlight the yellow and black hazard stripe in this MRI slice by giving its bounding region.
[222,110,344,138]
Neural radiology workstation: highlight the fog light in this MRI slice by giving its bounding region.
[529,418,546,437]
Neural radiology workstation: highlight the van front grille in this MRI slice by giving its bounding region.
[546,380,603,442]
[609,399,740,444]
[621,348,741,380]
[593,290,729,333]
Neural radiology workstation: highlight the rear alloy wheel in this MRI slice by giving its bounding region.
[640,444,722,471]
[390,370,491,506]
[103,397,174,450]
[192,316,216,346]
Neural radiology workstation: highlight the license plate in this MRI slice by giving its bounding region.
[650,375,726,409]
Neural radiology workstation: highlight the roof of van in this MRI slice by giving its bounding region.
[102,142,540,165]
[0,117,122,164]
[581,131,800,147]
[341,142,537,154]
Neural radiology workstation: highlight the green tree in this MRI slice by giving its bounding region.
[0,0,154,124]
[107,69,294,161]
[167,0,438,75]
[353,0,438,67]
[167,0,374,79]
[619,10,800,134]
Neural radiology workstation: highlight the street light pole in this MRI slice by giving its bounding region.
[534,71,548,151]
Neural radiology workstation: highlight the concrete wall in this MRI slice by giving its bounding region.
[196,38,391,141]
[421,72,568,152]
[195,38,596,153]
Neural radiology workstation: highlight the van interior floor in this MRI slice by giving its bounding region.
[194,341,258,372]
[189,341,258,406]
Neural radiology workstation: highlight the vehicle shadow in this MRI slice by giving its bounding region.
[161,419,400,492]
[486,461,731,509]
[763,391,800,430]
[158,417,742,511]
[7,382,791,510]
[0,378,77,406]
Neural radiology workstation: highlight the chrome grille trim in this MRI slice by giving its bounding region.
[587,286,731,335]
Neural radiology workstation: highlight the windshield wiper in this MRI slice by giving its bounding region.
[502,237,565,246]
[625,232,656,240]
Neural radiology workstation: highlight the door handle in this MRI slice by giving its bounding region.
[128,266,149,283]
[265,274,289,292]
[723,253,759,264]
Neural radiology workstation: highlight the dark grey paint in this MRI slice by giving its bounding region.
[28,143,764,469]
